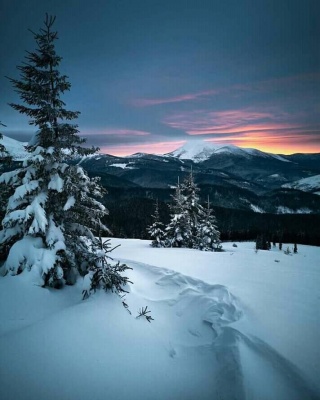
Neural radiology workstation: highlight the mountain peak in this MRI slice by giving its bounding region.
[165,141,290,163]
[165,141,248,162]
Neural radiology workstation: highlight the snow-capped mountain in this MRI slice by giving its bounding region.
[0,135,28,161]
[166,141,289,163]
[282,175,320,195]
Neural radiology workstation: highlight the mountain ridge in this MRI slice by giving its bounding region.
[2,134,320,160]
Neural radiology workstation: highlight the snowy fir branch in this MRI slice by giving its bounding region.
[136,306,154,323]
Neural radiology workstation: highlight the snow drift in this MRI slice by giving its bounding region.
[0,240,319,400]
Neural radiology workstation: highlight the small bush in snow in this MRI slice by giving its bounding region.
[284,247,291,255]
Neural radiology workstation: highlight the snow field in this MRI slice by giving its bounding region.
[0,240,319,400]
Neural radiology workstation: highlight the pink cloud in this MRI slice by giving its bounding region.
[164,109,300,135]
[131,73,320,107]
[131,90,220,107]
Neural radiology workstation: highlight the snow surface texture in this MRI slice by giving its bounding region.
[166,141,290,163]
[0,240,319,400]
[0,135,28,161]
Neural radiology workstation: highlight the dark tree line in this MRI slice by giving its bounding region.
[102,196,320,246]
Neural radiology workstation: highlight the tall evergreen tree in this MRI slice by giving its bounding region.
[0,15,129,293]
[147,199,165,247]
[165,178,191,247]
[180,170,206,248]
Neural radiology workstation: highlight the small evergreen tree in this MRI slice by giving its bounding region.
[82,235,132,299]
[256,234,269,250]
[0,15,129,294]
[197,197,221,251]
[147,199,165,247]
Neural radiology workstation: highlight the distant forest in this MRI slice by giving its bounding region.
[1,162,320,246]
[103,195,320,246]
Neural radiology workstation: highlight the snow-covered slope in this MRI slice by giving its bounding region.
[0,134,28,161]
[166,141,289,163]
[282,175,320,195]
[0,239,319,400]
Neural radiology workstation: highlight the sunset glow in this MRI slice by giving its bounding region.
[2,2,319,156]
[204,133,320,154]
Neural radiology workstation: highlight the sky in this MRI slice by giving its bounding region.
[1,0,319,155]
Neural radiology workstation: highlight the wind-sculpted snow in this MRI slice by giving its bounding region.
[118,260,319,399]
[0,241,319,400]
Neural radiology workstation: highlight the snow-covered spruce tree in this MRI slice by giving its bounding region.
[0,15,130,292]
[147,199,165,247]
[165,178,191,247]
[196,197,221,251]
[180,170,206,248]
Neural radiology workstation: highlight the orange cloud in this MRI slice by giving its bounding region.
[204,133,320,154]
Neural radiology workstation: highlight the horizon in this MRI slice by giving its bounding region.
[1,1,319,155]
[1,133,319,157]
